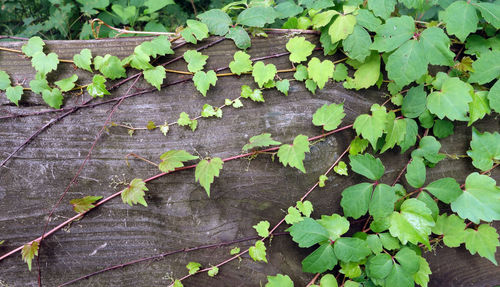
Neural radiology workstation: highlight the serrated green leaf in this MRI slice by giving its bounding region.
[241,85,264,102]
[442,1,478,42]
[305,79,317,94]
[349,137,369,155]
[302,244,337,273]
[432,213,466,247]
[356,9,382,31]
[275,1,303,19]
[237,6,277,27]
[366,234,383,254]
[42,88,63,109]
[159,150,198,173]
[419,27,454,66]
[411,136,445,164]
[334,161,348,176]
[474,2,500,29]
[144,66,166,90]
[334,237,371,262]
[265,274,293,287]
[69,195,102,213]
[405,157,426,188]
[55,74,78,92]
[230,247,240,255]
[386,263,414,287]
[329,14,356,43]
[73,48,93,72]
[144,0,174,13]
[193,70,217,97]
[253,220,270,237]
[332,63,348,82]
[294,64,308,81]
[467,128,500,171]
[249,241,267,262]
[318,174,328,187]
[276,80,290,96]
[414,257,431,287]
[226,26,251,50]
[22,241,39,271]
[395,247,420,274]
[207,266,219,277]
[297,200,313,217]
[0,70,10,91]
[93,54,126,79]
[181,20,209,44]
[464,224,499,265]
[386,40,427,89]
[229,51,253,75]
[308,57,334,89]
[367,0,396,19]
[424,177,461,204]
[252,61,277,88]
[468,91,491,126]
[343,25,372,62]
[197,9,232,36]
[417,191,439,221]
[451,172,500,224]
[183,50,208,74]
[369,184,397,220]
[277,134,310,173]
[344,52,381,90]
[32,52,59,76]
[178,112,198,131]
[312,10,339,29]
[29,73,50,94]
[433,119,454,138]
[285,206,303,224]
[370,16,414,52]
[366,253,393,279]
[286,217,329,247]
[286,36,316,63]
[381,114,406,153]
[468,50,500,84]
[5,86,23,106]
[87,75,110,98]
[399,118,418,153]
[22,37,44,57]
[317,214,349,240]
[389,198,435,249]
[242,133,281,152]
[195,157,223,197]
[353,104,388,148]
[122,178,148,207]
[349,153,385,181]
[379,232,400,250]
[186,261,201,275]
[200,104,222,118]
[341,183,372,219]
[232,98,243,108]
[172,279,183,287]
[312,103,345,131]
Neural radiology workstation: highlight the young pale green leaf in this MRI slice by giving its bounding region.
[195,157,223,197]
[366,253,393,279]
[143,66,166,90]
[389,198,435,249]
[226,26,251,50]
[332,63,348,82]
[285,206,303,224]
[312,103,345,131]
[334,237,371,262]
[286,36,315,63]
[442,1,478,42]
[42,88,63,109]
[22,37,45,57]
[411,136,445,165]
[329,14,356,43]
[402,85,426,118]
[318,175,328,187]
[464,224,500,265]
[349,154,385,181]
[0,70,10,90]
[252,61,277,88]
[87,75,110,98]
[173,279,183,287]
[93,54,126,79]
[468,50,500,85]
[317,214,350,240]
[207,266,219,277]
[370,16,414,52]
[343,25,372,62]
[29,73,50,94]
[369,184,397,221]
[276,80,290,96]
[73,48,93,72]
[230,247,240,255]
[177,112,198,131]
[414,257,432,287]
[139,36,174,58]
[451,172,500,224]
[302,244,338,273]
[312,10,338,29]
[122,178,148,207]
[294,64,308,82]
[249,241,267,262]
[349,137,369,155]
[405,157,426,188]
[334,161,348,176]
[296,200,313,217]
[55,74,78,92]
[353,104,388,148]
[241,85,264,102]
[180,20,209,44]
[69,195,103,214]
[431,214,467,247]
[159,150,198,173]
[32,52,59,76]
[22,241,39,271]
[183,50,208,73]
[356,9,382,31]
[307,57,334,89]
[419,27,454,66]
[5,86,23,106]
[253,220,270,238]
[229,51,253,75]
[381,114,406,153]
[201,104,222,118]
[367,0,396,19]
[242,133,281,152]
[423,177,461,204]
[305,79,317,94]
[193,70,217,97]
[467,128,500,171]
[232,98,243,108]
[237,6,277,27]
[186,262,201,275]
[468,91,490,126]
[341,183,373,219]
[286,217,329,248]
[427,77,473,121]
[277,134,310,173]
[386,40,427,89]
[197,9,232,36]
[344,52,380,90]
[265,274,294,287]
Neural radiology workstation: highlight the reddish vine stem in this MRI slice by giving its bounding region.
[58,231,288,287]
[305,273,321,287]
[0,123,352,263]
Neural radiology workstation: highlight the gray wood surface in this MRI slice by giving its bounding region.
[0,34,499,287]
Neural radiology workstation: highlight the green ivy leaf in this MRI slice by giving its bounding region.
[353,104,388,148]
[349,137,369,155]
[417,191,439,221]
[5,86,23,106]
[367,0,396,19]
[349,154,385,181]
[232,98,243,108]
[73,48,93,72]
[249,241,267,262]
[265,274,294,287]
[356,9,382,31]
[286,36,315,63]
[186,261,201,275]
[366,234,383,254]
[144,0,174,13]
[229,51,253,75]
[177,112,198,131]
[405,157,426,188]
[451,172,500,224]
[386,40,427,89]
[230,247,240,255]
[21,241,39,271]
[312,103,345,131]
[305,79,317,94]
[427,77,473,121]
[172,279,183,287]
[143,66,166,90]
[195,157,223,197]
[379,232,400,250]
[207,266,219,277]
[32,52,59,76]
[29,73,50,94]
[253,220,270,237]
[276,80,290,96]
[399,118,418,153]
[394,247,420,274]
[42,88,63,109]
[464,224,500,265]
[252,61,277,88]
[474,2,500,29]
[370,16,414,52]
[286,217,329,247]
[55,74,78,92]
[242,133,281,152]
[334,237,371,262]
[69,195,103,213]
[277,134,310,173]
[328,14,356,43]
[201,104,222,118]
[275,1,303,19]
[319,274,338,287]
[344,52,381,90]
[343,25,372,62]
[366,253,393,279]
[193,70,217,97]
[341,183,373,219]
[183,50,208,73]
[296,200,313,217]
[468,91,491,126]
[370,184,397,221]
[0,70,10,90]
[121,178,148,207]
[307,57,334,89]
[442,1,478,42]
[87,75,110,98]
[159,150,198,173]
[22,36,45,57]
[302,244,338,273]
[180,20,209,44]
[385,263,414,287]
[237,6,277,27]
[317,214,350,240]
[381,114,406,153]
[423,177,462,204]
[226,26,251,50]
[332,63,348,82]
[334,161,348,176]
[318,174,328,187]
[467,128,500,171]
[93,54,126,79]
[419,27,454,66]
[285,206,303,224]
[294,64,308,81]
[431,214,467,247]
[197,9,232,36]
[468,50,500,84]
[389,198,435,249]
[414,257,432,287]
[241,85,264,102]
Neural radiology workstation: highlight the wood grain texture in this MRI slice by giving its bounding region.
[0,35,499,287]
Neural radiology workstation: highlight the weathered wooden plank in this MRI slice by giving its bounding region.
[0,35,499,287]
